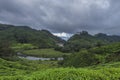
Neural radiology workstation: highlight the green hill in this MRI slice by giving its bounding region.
[64,31,120,52]
[0,23,65,48]
[61,42,120,67]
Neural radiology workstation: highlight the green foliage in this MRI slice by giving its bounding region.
[90,42,120,55]
[0,56,120,80]
[89,62,120,69]
[61,42,120,67]
[0,58,58,76]
[0,24,65,49]
[61,50,99,67]
[11,43,38,52]
[0,41,15,59]
[28,68,120,80]
[63,31,120,53]
[22,48,70,58]
[0,67,120,80]
[95,33,120,42]
[105,51,120,62]
[89,42,120,63]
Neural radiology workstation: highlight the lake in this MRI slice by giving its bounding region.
[17,52,64,61]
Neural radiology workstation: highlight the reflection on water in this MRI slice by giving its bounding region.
[17,52,64,61]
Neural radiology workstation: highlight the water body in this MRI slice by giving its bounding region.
[17,52,64,61]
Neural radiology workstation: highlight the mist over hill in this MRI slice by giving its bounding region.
[59,31,120,52]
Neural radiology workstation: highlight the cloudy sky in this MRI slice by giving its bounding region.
[0,0,120,38]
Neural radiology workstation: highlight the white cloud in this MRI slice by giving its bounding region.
[53,32,73,40]
[53,32,67,37]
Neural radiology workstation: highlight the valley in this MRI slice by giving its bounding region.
[0,24,120,80]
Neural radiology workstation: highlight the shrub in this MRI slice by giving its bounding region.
[61,50,99,67]
[0,40,15,59]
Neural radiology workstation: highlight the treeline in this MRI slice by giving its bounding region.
[55,31,120,53]
[59,42,120,67]
[0,40,15,60]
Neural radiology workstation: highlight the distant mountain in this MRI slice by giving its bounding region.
[94,33,120,42]
[64,31,120,52]
[0,23,65,48]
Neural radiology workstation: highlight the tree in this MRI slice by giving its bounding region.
[61,50,99,67]
[0,40,15,58]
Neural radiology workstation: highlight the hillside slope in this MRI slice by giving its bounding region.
[64,31,120,52]
[0,23,65,48]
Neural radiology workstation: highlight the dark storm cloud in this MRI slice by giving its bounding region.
[0,0,120,34]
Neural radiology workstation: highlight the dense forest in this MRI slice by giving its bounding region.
[0,24,120,80]
[55,31,120,52]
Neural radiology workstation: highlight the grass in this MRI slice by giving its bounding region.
[0,67,120,80]
[0,58,58,76]
[88,62,120,69]
[22,48,70,58]
[29,68,120,80]
[11,43,38,52]
[0,58,120,80]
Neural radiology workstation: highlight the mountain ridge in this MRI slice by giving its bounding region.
[62,31,120,52]
[0,23,65,48]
